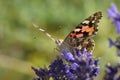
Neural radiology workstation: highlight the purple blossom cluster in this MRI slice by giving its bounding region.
[32,49,99,80]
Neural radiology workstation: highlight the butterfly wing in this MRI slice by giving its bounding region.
[61,12,102,52]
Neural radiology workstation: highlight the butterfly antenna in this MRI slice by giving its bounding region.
[33,23,56,42]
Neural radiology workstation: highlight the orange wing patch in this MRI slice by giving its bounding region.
[70,32,76,37]
[81,26,94,35]
[76,34,83,38]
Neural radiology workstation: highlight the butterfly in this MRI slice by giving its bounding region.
[33,11,102,53]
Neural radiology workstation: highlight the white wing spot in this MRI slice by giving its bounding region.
[74,28,81,32]
[82,20,89,24]
[92,20,95,23]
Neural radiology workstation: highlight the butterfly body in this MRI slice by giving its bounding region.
[33,11,102,53]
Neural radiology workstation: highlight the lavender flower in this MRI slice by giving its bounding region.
[32,49,99,80]
[103,63,120,80]
[107,3,120,33]
[108,37,120,56]
[32,66,49,80]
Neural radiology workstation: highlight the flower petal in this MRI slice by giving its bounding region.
[108,38,115,47]
[111,3,119,13]
[114,21,120,33]
[107,9,117,19]
[62,52,75,61]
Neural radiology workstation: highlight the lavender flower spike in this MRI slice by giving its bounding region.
[108,37,120,56]
[103,63,120,80]
[107,3,120,33]
[32,49,100,80]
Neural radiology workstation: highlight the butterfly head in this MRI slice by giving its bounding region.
[55,39,64,46]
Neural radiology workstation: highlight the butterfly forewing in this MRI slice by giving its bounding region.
[60,12,102,53]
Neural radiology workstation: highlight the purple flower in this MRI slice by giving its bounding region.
[71,63,79,70]
[103,63,120,80]
[108,37,120,56]
[108,38,115,47]
[107,3,120,33]
[107,3,119,19]
[32,49,99,80]
[62,51,75,62]
[49,57,68,80]
[32,66,49,80]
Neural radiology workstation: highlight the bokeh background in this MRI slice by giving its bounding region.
[0,0,120,80]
